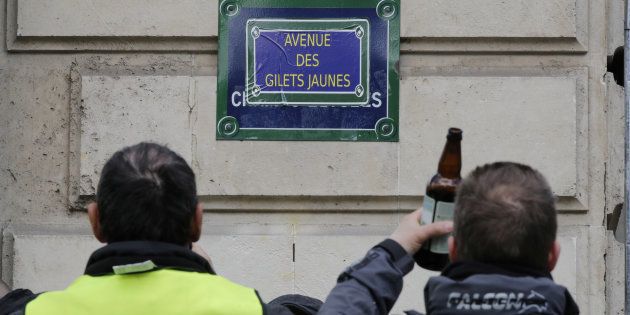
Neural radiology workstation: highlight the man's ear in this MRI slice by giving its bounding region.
[87,202,107,243]
[190,203,203,242]
[547,240,561,272]
[448,236,458,262]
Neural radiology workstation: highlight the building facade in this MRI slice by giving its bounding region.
[0,0,625,313]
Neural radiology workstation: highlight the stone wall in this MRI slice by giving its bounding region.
[0,0,623,313]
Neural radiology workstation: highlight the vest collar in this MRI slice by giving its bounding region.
[84,241,215,276]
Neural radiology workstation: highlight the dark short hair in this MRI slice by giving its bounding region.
[96,142,198,245]
[454,162,557,271]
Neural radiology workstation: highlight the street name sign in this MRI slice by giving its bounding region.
[217,0,400,141]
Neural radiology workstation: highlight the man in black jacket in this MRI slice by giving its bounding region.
[320,162,579,314]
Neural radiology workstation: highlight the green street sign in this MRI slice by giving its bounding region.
[217,0,400,141]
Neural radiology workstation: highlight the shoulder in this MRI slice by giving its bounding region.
[155,270,265,312]
[155,269,258,294]
[0,289,38,315]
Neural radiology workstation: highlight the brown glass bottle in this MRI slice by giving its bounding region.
[414,128,462,271]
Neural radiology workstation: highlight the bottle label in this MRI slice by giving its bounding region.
[420,195,454,254]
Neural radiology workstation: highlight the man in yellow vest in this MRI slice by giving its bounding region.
[0,142,287,315]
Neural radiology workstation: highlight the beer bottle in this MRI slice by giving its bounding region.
[414,128,462,271]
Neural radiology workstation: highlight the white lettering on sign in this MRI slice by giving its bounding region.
[232,91,243,107]
[371,92,382,108]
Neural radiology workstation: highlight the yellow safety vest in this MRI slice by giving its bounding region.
[26,269,263,315]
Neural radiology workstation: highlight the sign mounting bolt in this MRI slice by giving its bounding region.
[251,26,260,39]
[226,4,239,16]
[217,116,239,137]
[355,85,364,97]
[221,1,240,17]
[252,85,261,96]
[381,124,392,134]
[377,0,398,20]
[383,5,393,15]
[355,26,364,39]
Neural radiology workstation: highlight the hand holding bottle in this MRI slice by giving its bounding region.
[389,209,454,255]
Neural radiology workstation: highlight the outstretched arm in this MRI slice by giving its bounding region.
[318,210,452,315]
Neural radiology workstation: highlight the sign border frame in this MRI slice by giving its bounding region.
[217,0,400,142]
[245,19,371,106]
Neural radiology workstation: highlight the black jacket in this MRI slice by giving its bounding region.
[424,261,579,315]
[320,240,579,315]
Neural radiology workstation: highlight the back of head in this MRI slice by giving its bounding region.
[453,162,557,271]
[96,142,197,245]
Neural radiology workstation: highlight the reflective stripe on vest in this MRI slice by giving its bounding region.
[26,269,263,315]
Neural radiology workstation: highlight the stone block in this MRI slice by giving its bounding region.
[401,0,587,52]
[605,74,625,216]
[7,229,100,292]
[399,75,584,205]
[293,233,391,307]
[193,139,399,197]
[203,211,399,226]
[555,225,605,312]
[198,225,294,302]
[552,236,578,296]
[7,0,217,51]
[584,226,607,314]
[403,0,579,39]
[78,75,196,196]
[15,0,215,37]
[0,66,73,222]
[606,232,625,315]
[607,0,626,53]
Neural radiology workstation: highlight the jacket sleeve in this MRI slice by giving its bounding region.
[563,289,580,315]
[0,289,37,315]
[317,239,415,315]
[265,293,324,315]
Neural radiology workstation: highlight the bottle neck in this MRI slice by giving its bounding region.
[437,138,461,179]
